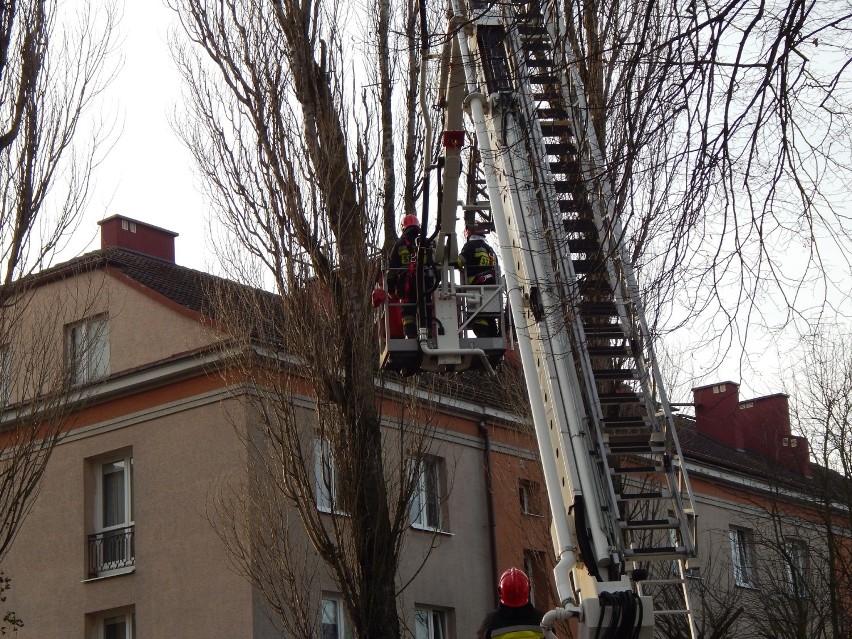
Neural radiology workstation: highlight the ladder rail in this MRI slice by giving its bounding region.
[499,13,633,551]
[442,0,698,634]
[538,0,699,559]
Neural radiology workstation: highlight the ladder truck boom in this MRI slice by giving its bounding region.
[424,1,700,636]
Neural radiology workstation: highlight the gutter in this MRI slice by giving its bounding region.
[478,419,500,609]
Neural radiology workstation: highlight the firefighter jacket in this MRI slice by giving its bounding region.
[477,603,545,639]
[387,230,435,300]
[458,234,497,285]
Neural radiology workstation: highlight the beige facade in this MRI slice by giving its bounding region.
[671,383,852,638]
[0,217,550,638]
[6,217,847,638]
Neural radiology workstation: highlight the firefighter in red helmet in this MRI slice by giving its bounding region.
[477,568,546,639]
[386,214,435,339]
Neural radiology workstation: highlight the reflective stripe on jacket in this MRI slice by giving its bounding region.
[479,603,545,639]
[490,624,544,639]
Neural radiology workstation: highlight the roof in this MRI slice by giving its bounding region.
[676,416,851,507]
[64,247,229,314]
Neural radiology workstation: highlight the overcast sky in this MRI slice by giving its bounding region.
[76,1,209,271]
[70,1,845,402]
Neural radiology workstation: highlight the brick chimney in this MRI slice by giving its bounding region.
[693,382,744,450]
[693,382,811,477]
[98,215,178,262]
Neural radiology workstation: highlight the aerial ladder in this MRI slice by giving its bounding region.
[378,0,699,636]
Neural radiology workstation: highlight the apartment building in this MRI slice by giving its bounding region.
[3,214,848,638]
[0,216,553,638]
[672,382,852,637]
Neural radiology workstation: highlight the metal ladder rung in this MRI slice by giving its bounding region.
[610,465,664,474]
[561,213,594,229]
[616,491,665,501]
[592,368,637,380]
[552,161,580,176]
[521,40,550,52]
[555,182,577,194]
[598,393,640,404]
[619,518,680,530]
[606,446,660,455]
[587,346,630,357]
[545,142,578,155]
[538,108,569,119]
[567,238,599,253]
[623,547,689,560]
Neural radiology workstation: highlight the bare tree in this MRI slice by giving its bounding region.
[655,500,844,639]
[198,283,448,639]
[169,0,438,636]
[784,330,852,638]
[718,482,850,639]
[655,535,746,639]
[551,0,852,374]
[0,0,116,570]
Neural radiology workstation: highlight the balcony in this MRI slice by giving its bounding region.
[88,525,135,578]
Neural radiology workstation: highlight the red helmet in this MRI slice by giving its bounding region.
[498,567,530,607]
[465,223,489,238]
[401,214,420,232]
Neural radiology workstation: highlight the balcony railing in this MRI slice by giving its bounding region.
[88,525,135,577]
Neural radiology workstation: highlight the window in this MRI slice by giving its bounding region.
[102,612,135,639]
[523,549,550,608]
[88,608,135,639]
[315,438,344,514]
[519,479,541,516]
[415,608,447,639]
[410,457,443,531]
[523,552,538,606]
[68,315,109,384]
[785,539,808,597]
[321,596,353,639]
[0,344,10,406]
[88,454,134,577]
[729,527,755,588]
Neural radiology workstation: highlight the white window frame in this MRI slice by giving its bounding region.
[0,344,10,407]
[414,607,448,639]
[730,527,756,588]
[315,438,344,514]
[410,456,442,531]
[91,609,135,639]
[785,539,808,597]
[523,550,539,607]
[67,315,110,385]
[519,479,541,516]
[93,454,134,576]
[321,596,353,639]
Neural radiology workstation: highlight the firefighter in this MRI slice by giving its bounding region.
[477,568,546,639]
[387,214,434,339]
[458,224,499,337]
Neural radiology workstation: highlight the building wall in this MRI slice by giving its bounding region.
[4,269,212,408]
[4,385,255,638]
[686,468,850,636]
[2,268,553,638]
